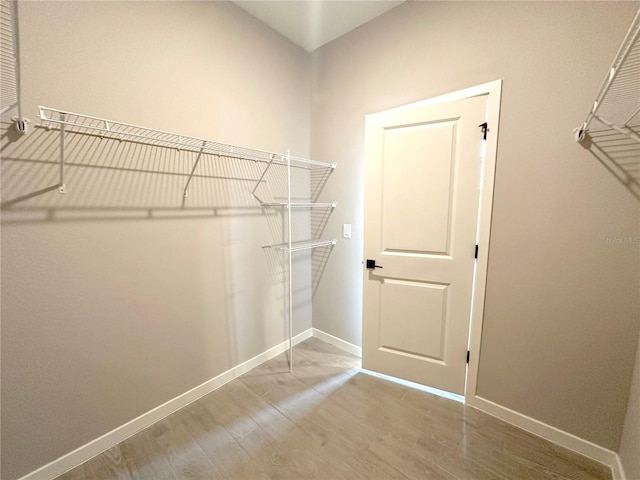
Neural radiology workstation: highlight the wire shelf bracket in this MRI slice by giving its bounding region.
[182,140,207,199]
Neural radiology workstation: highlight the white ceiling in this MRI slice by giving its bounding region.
[232,1,405,52]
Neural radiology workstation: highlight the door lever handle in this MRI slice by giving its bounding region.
[366,259,383,269]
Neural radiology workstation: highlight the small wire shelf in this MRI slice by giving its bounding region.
[262,239,337,252]
[576,8,640,144]
[260,202,336,208]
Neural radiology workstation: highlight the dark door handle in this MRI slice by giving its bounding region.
[366,259,383,269]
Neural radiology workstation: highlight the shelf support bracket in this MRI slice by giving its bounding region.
[251,153,277,205]
[58,113,67,194]
[183,140,207,198]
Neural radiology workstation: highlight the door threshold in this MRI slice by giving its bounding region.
[359,368,464,404]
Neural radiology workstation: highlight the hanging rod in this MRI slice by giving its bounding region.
[261,239,337,252]
[37,106,336,168]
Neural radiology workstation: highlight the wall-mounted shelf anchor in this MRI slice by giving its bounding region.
[12,117,29,135]
[574,124,588,143]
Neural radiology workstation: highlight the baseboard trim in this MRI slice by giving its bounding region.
[18,329,623,480]
[312,328,362,357]
[18,329,313,480]
[612,452,626,480]
[469,395,619,477]
[310,330,625,478]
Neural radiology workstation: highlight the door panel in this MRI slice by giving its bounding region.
[379,279,447,360]
[382,121,456,255]
[363,95,486,395]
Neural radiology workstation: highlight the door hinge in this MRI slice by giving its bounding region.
[467,350,470,364]
[479,122,488,140]
[474,244,478,260]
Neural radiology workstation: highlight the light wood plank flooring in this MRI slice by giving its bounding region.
[56,338,611,480]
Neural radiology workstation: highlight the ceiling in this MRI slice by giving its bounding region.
[232,1,405,52]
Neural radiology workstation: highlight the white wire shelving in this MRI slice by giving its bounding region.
[38,106,287,161]
[37,105,335,197]
[260,202,336,208]
[1,0,18,115]
[575,8,640,144]
[262,239,337,252]
[1,0,28,134]
[253,150,337,372]
[37,105,337,373]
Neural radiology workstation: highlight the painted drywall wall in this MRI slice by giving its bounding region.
[310,1,640,450]
[0,2,311,479]
[3,2,638,477]
[619,331,640,480]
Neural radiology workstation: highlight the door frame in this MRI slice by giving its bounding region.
[462,80,501,403]
[362,80,502,403]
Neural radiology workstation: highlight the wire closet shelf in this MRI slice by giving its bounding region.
[262,239,337,252]
[38,105,337,372]
[575,8,640,144]
[38,106,335,167]
[1,0,19,116]
[38,105,336,199]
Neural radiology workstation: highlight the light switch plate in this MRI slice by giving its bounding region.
[343,224,352,238]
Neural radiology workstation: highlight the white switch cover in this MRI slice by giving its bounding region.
[343,224,352,238]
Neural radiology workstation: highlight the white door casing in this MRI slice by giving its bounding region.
[362,81,502,397]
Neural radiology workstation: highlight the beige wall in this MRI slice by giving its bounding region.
[3,2,639,478]
[620,333,640,479]
[310,1,640,451]
[0,2,310,479]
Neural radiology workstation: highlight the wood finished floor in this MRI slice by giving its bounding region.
[56,338,612,480]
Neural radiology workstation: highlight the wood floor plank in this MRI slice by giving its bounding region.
[54,338,612,480]
[175,400,252,480]
[80,444,135,480]
[241,362,413,479]
[242,356,456,480]
[232,374,374,479]
[117,429,179,480]
[316,375,458,480]
[149,413,223,480]
[56,459,107,480]
[202,378,337,479]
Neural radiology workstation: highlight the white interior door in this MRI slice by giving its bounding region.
[362,94,487,395]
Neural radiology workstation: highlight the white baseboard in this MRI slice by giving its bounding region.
[18,329,623,480]
[612,453,626,480]
[312,328,362,357]
[18,329,313,480]
[310,331,625,478]
[468,395,619,477]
